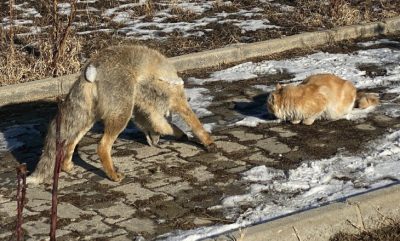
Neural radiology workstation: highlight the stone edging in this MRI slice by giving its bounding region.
[0,16,399,107]
[207,184,400,241]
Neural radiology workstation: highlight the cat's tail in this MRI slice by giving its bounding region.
[355,92,380,109]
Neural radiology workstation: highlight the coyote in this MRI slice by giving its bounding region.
[267,73,379,125]
[28,45,215,184]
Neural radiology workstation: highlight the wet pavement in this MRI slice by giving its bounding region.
[1,41,400,240]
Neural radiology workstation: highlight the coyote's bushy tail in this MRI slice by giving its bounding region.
[27,118,58,185]
[355,92,380,109]
[27,75,97,185]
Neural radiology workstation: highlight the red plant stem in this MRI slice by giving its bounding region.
[15,164,27,241]
[49,108,65,241]
[9,0,15,57]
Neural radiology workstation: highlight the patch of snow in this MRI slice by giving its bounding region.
[175,2,213,14]
[170,87,213,136]
[14,3,41,18]
[243,165,285,182]
[160,129,400,240]
[357,39,400,47]
[235,19,280,32]
[233,116,269,127]
[252,84,275,92]
[185,88,213,118]
[58,3,72,15]
[103,1,146,17]
[0,125,39,152]
[190,46,400,90]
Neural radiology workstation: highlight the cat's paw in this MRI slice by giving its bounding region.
[303,118,315,125]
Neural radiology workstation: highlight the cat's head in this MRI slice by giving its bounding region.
[267,83,283,116]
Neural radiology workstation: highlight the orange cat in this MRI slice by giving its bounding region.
[267,74,379,125]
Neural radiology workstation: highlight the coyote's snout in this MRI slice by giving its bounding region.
[28,45,215,184]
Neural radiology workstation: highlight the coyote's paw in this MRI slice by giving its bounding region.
[62,162,74,173]
[205,143,218,153]
[109,172,125,182]
[145,132,160,146]
[150,134,160,146]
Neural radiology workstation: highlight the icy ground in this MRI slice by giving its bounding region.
[1,0,283,39]
[159,39,400,240]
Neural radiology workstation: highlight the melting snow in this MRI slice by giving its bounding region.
[157,41,400,240]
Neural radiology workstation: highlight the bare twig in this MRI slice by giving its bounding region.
[292,226,303,241]
[375,207,396,225]
[15,164,27,241]
[346,219,364,231]
[49,102,66,241]
[51,0,77,77]
[8,0,15,57]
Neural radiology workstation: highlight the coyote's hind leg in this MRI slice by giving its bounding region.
[135,109,187,146]
[62,121,95,173]
[148,111,186,139]
[98,109,132,182]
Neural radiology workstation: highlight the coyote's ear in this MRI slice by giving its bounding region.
[276,83,282,90]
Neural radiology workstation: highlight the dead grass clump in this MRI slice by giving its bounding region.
[330,222,400,241]
[169,6,198,23]
[130,0,156,21]
[0,0,81,85]
[0,34,82,86]
[280,0,366,29]
[82,31,139,56]
[212,0,239,13]
[329,0,362,26]
[330,215,400,241]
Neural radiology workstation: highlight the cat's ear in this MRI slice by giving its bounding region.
[268,92,275,104]
[276,83,282,90]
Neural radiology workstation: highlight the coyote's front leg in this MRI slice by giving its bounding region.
[171,101,216,152]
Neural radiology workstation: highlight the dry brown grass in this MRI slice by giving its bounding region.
[330,217,400,241]
[0,0,81,85]
[1,0,400,86]
[169,5,198,22]
[0,34,82,85]
[295,0,400,28]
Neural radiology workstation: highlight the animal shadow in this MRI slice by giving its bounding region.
[233,93,276,121]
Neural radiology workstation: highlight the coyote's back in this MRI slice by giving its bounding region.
[28,45,214,185]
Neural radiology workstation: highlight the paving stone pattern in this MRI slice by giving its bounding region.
[1,57,400,240]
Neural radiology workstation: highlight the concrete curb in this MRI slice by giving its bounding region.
[1,16,400,107]
[208,184,400,241]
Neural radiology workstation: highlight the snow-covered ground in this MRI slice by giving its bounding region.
[160,130,400,240]
[158,39,400,240]
[1,0,282,39]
